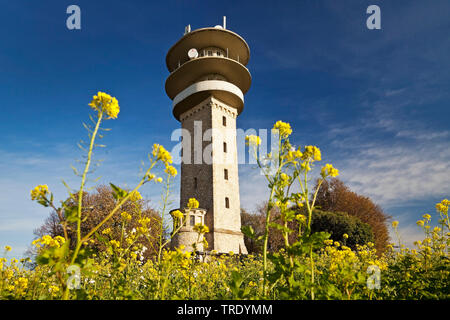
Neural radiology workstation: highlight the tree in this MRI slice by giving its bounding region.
[241,207,265,254]
[32,185,162,260]
[314,178,390,253]
[241,204,374,254]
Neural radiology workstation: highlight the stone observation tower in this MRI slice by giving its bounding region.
[165,18,250,254]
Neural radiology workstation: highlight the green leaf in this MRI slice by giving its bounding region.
[64,205,79,223]
[110,183,128,200]
[241,225,255,239]
[269,222,293,234]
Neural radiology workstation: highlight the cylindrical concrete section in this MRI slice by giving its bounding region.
[172,80,244,120]
[166,27,250,72]
[165,27,251,120]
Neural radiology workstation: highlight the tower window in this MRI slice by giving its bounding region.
[194,177,198,189]
[225,197,230,209]
[190,215,195,226]
[224,169,228,180]
[207,50,213,56]
[223,142,227,153]
[222,116,226,126]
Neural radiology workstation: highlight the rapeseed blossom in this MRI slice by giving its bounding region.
[165,165,177,177]
[302,146,321,161]
[129,191,143,202]
[320,163,339,178]
[193,223,209,234]
[152,144,173,165]
[32,235,65,248]
[272,121,292,138]
[88,91,120,119]
[30,185,49,201]
[171,210,184,220]
[245,135,262,146]
[187,198,199,209]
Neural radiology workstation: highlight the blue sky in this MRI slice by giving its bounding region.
[1,1,449,258]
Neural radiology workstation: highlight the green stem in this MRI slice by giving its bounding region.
[76,112,103,245]
[62,111,103,300]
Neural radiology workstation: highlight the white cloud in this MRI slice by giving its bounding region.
[238,165,270,212]
[336,141,450,206]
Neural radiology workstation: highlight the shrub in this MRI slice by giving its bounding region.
[315,178,390,253]
[311,210,374,250]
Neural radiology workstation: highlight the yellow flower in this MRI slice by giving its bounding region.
[129,191,142,202]
[30,185,49,201]
[88,91,120,119]
[416,220,425,227]
[300,162,311,172]
[422,214,431,221]
[193,223,209,234]
[48,285,60,297]
[171,210,184,220]
[4,245,11,252]
[152,144,173,164]
[156,177,163,183]
[32,235,64,248]
[245,135,262,146]
[138,217,151,228]
[15,277,28,290]
[285,148,303,162]
[121,211,132,221]
[295,214,306,223]
[436,200,449,214]
[343,233,349,239]
[302,145,321,161]
[391,221,399,228]
[272,121,292,139]
[109,240,120,248]
[165,165,178,177]
[102,227,112,235]
[187,198,199,209]
[320,163,339,178]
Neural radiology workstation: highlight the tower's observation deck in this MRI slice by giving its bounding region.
[165,27,251,120]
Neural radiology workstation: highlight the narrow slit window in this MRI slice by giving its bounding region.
[223,142,227,153]
[190,216,195,227]
[208,50,213,56]
[222,116,226,126]
[194,177,198,189]
[224,169,228,180]
[225,197,230,209]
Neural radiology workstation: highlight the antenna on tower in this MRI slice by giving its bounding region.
[223,16,226,29]
[184,24,191,35]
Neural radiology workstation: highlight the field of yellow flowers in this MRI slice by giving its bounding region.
[0,92,448,300]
